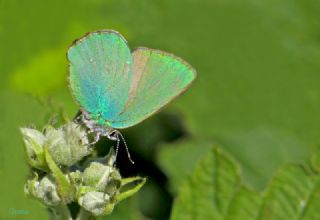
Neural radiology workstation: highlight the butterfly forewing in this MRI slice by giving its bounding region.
[68,31,133,124]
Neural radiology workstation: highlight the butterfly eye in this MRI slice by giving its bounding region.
[108,130,118,141]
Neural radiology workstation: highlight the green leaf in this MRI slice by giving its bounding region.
[311,146,320,172]
[171,147,320,220]
[117,177,146,203]
[157,139,213,194]
[171,147,242,220]
[9,48,67,96]
[44,147,75,203]
[225,187,262,220]
[257,166,320,220]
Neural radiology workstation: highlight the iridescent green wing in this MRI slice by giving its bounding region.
[109,47,196,128]
[67,30,133,124]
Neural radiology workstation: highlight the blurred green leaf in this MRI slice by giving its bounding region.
[157,139,213,194]
[9,48,66,96]
[311,146,320,172]
[219,127,310,189]
[171,147,242,220]
[171,147,320,220]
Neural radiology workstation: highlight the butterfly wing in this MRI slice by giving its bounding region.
[67,30,133,124]
[109,47,196,129]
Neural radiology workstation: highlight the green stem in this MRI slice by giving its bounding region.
[76,208,96,220]
[49,204,72,220]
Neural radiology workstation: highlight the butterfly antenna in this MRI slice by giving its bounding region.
[117,131,135,164]
[115,134,120,160]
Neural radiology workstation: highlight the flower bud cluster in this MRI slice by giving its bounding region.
[21,121,145,218]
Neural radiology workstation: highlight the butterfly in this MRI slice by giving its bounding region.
[67,30,196,162]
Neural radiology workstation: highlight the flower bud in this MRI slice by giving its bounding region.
[20,127,46,170]
[82,148,120,192]
[78,191,115,216]
[21,121,146,218]
[25,174,62,206]
[46,122,90,166]
[82,162,114,191]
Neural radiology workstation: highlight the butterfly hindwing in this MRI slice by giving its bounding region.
[109,47,196,128]
[67,30,133,124]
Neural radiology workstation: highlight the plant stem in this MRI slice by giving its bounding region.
[76,208,96,220]
[49,204,72,220]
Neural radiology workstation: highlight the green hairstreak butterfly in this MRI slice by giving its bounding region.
[67,30,196,162]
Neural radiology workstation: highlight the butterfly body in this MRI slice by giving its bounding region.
[68,30,196,144]
[79,109,117,144]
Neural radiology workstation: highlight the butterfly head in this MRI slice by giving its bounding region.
[105,129,119,141]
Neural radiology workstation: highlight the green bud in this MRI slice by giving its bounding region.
[82,148,120,192]
[20,127,47,170]
[78,191,115,216]
[82,162,114,191]
[25,174,62,206]
[46,122,90,166]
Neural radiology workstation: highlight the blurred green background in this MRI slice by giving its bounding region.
[1,0,320,219]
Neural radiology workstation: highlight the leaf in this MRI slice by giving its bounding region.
[117,177,146,203]
[171,147,320,220]
[311,146,320,172]
[171,147,242,220]
[9,48,67,96]
[44,147,75,203]
[257,166,320,220]
[225,187,262,220]
[157,139,213,194]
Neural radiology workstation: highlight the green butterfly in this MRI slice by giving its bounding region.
[68,30,196,162]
